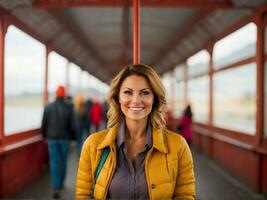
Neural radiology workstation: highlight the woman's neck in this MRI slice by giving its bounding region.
[125,118,148,140]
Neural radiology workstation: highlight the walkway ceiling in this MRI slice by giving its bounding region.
[0,0,266,83]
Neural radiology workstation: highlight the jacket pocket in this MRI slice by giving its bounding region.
[150,181,174,199]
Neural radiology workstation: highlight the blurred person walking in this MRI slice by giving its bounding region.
[177,105,193,146]
[84,98,93,136]
[90,100,103,132]
[103,100,109,128]
[65,95,74,106]
[41,86,77,199]
[75,95,89,155]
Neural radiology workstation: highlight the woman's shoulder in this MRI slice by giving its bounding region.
[164,129,188,146]
[83,128,110,148]
[164,129,182,138]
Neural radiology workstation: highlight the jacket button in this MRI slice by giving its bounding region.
[151,184,156,189]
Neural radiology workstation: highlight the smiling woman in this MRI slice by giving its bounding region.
[76,64,195,200]
[119,75,154,122]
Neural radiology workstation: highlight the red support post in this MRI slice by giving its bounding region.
[33,0,233,9]
[207,45,214,127]
[254,12,265,147]
[133,0,140,64]
[184,62,188,104]
[44,45,51,104]
[0,17,5,143]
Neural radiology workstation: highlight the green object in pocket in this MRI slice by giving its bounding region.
[91,147,110,198]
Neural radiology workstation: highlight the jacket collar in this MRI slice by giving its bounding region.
[152,127,168,154]
[97,126,118,150]
[97,125,168,154]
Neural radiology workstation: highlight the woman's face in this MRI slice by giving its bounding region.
[119,75,154,122]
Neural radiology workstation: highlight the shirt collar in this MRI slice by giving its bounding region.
[116,121,152,148]
[97,125,168,154]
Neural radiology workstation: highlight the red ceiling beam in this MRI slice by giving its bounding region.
[133,0,140,64]
[33,0,234,9]
[48,11,118,78]
[152,10,210,66]
[48,11,107,65]
[120,6,130,66]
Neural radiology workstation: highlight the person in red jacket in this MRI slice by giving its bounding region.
[177,105,193,146]
[90,101,103,132]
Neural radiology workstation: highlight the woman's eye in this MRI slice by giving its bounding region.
[124,90,132,95]
[141,91,150,95]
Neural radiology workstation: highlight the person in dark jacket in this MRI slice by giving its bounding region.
[41,85,77,199]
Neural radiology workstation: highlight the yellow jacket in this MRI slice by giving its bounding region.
[76,126,195,199]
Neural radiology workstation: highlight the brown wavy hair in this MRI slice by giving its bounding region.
[107,64,167,130]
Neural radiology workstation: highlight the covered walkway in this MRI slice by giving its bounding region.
[0,0,267,198]
[14,146,265,200]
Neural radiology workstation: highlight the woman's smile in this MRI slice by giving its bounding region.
[119,75,154,122]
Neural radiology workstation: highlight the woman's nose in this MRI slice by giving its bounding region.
[132,93,141,103]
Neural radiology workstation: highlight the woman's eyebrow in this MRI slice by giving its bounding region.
[122,87,151,91]
[122,87,133,90]
[140,88,151,91]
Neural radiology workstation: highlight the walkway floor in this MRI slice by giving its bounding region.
[13,146,265,200]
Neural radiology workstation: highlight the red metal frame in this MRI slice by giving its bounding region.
[48,11,106,66]
[0,17,5,145]
[2,129,41,146]
[162,15,252,76]
[196,123,258,146]
[0,8,46,144]
[152,10,210,67]
[33,0,234,9]
[207,45,214,127]
[121,7,130,65]
[264,18,267,149]
[133,0,140,64]
[214,57,256,73]
[253,10,265,147]
[44,45,51,105]
[178,13,259,145]
[184,62,188,104]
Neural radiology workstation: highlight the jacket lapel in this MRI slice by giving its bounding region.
[96,125,168,154]
[152,128,168,154]
[97,126,118,150]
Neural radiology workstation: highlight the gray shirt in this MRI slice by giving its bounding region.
[107,122,152,199]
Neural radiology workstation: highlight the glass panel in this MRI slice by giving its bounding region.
[214,23,257,69]
[162,72,172,109]
[213,63,256,134]
[174,64,184,81]
[4,25,45,135]
[69,63,81,96]
[174,81,185,118]
[187,50,210,78]
[188,75,209,123]
[88,74,109,101]
[81,71,90,98]
[48,51,67,102]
